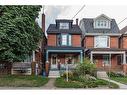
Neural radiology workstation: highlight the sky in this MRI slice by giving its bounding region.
[36,5,127,32]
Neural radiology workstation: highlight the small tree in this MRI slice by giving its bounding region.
[75,58,96,76]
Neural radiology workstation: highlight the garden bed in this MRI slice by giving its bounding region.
[107,72,127,84]
[55,77,119,88]
[0,75,49,87]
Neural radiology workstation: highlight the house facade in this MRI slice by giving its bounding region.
[46,19,83,75]
[79,14,127,72]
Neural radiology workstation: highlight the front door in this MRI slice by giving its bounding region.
[103,55,110,66]
[51,55,57,69]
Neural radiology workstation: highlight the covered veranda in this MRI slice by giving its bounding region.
[86,49,126,71]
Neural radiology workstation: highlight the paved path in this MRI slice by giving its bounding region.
[41,78,57,89]
[101,78,127,89]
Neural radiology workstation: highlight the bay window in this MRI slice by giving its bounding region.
[57,34,71,46]
[94,36,109,48]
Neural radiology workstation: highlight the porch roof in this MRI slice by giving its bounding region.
[86,48,126,54]
[47,46,84,51]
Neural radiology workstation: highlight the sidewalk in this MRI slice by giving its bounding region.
[101,78,127,89]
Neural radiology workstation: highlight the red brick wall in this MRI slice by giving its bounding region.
[110,36,119,48]
[85,36,94,48]
[72,35,81,47]
[111,54,118,68]
[95,55,103,68]
[47,34,56,46]
[121,36,127,49]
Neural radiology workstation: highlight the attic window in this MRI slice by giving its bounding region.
[59,23,69,29]
[94,20,110,29]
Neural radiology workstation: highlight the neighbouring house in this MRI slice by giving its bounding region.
[46,19,83,77]
[11,13,47,75]
[79,14,126,72]
[120,26,127,74]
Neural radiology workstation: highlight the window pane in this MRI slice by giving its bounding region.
[103,55,109,65]
[62,35,67,45]
[95,36,109,48]
[68,35,71,46]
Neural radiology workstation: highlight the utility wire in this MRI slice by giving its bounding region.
[72,5,85,19]
[118,17,127,25]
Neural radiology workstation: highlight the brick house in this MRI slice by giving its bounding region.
[46,19,83,76]
[120,26,127,73]
[79,14,126,72]
[11,13,47,75]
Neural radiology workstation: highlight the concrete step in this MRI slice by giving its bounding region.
[48,70,60,78]
[97,71,109,79]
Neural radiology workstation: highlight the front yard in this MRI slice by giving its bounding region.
[0,75,49,87]
[108,72,127,85]
[111,77,127,84]
[55,77,119,88]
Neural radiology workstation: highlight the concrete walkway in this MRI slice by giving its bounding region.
[41,78,57,89]
[101,78,127,89]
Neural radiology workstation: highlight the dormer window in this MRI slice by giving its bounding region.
[94,14,111,29]
[59,23,69,29]
[95,20,110,29]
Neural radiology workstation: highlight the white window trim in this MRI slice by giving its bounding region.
[94,36,110,48]
[94,20,110,29]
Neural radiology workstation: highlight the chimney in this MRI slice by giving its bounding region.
[42,13,45,33]
[76,18,78,25]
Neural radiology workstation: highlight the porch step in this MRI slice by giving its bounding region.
[97,71,109,79]
[48,70,60,78]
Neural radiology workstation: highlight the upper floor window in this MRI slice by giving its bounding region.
[59,23,69,29]
[94,20,110,29]
[94,36,109,48]
[57,34,71,46]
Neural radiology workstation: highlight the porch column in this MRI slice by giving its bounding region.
[90,52,93,63]
[32,51,35,62]
[46,51,49,62]
[80,51,83,63]
[123,52,126,64]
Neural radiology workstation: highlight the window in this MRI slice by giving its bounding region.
[57,34,71,46]
[59,23,69,29]
[62,34,68,45]
[68,35,71,46]
[95,20,110,29]
[103,55,110,65]
[0,64,5,69]
[94,36,109,48]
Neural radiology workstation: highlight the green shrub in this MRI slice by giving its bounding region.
[107,72,124,77]
[75,58,96,76]
[61,71,74,79]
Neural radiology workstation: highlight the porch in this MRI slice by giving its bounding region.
[45,47,83,77]
[88,50,126,72]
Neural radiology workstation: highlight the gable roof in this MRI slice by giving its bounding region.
[94,14,112,21]
[80,18,120,34]
[120,26,127,34]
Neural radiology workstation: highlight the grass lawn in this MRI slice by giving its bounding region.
[55,77,119,88]
[0,75,49,87]
[111,77,127,84]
